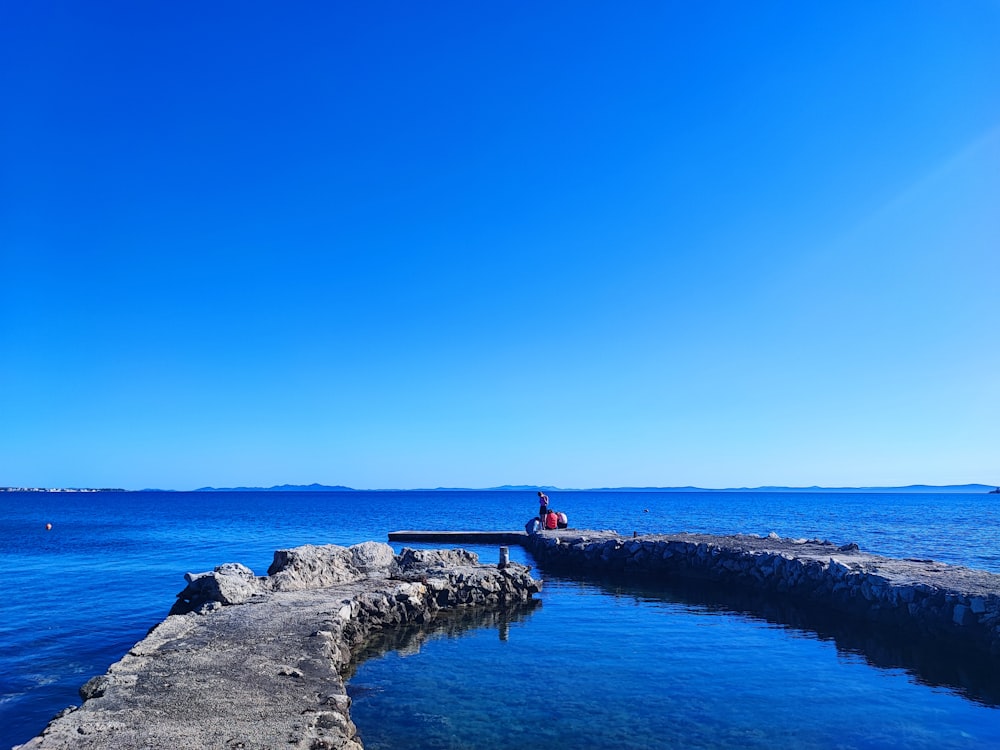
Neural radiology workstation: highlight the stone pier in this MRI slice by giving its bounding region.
[525,529,1000,655]
[17,542,541,750]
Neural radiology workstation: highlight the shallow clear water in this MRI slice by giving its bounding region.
[350,568,1000,749]
[2,490,999,749]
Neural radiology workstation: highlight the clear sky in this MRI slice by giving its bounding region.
[2,1,998,490]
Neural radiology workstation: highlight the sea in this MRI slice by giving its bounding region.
[2,489,1000,749]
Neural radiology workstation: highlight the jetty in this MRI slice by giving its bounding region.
[392,528,1000,656]
[17,543,540,750]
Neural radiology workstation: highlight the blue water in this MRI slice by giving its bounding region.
[2,490,1000,749]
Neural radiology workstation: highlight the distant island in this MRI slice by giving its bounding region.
[193,483,355,492]
[4,483,997,494]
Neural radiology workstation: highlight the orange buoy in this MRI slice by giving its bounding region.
[45,523,52,530]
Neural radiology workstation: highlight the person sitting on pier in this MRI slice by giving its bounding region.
[557,511,568,529]
[544,509,559,530]
[525,517,541,534]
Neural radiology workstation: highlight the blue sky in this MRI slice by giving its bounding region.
[2,1,998,490]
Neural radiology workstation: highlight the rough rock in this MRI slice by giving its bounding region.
[266,542,397,592]
[395,546,480,572]
[171,562,265,613]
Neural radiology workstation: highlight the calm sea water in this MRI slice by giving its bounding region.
[2,490,999,749]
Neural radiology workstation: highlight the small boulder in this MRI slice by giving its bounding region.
[350,542,397,575]
[170,563,263,615]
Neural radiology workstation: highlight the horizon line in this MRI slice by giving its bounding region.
[5,482,998,493]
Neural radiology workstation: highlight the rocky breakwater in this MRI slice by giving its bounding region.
[18,542,540,750]
[528,530,1000,655]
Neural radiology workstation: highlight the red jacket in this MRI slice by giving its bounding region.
[544,511,559,530]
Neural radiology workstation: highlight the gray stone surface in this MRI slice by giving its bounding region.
[18,543,540,750]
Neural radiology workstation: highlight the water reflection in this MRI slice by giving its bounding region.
[549,568,1000,707]
[343,598,542,683]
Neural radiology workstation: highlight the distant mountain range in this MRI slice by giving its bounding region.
[187,483,1000,494]
[193,483,354,492]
